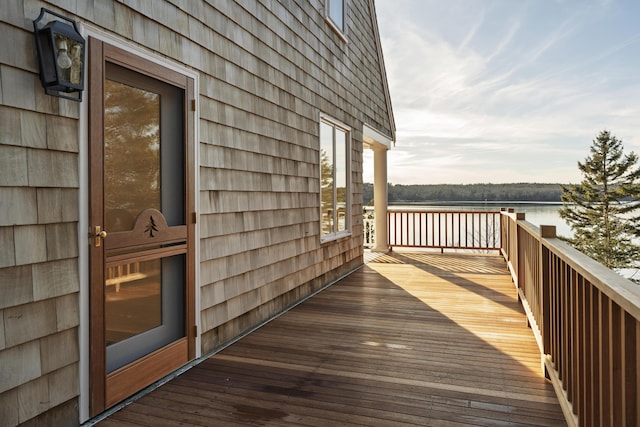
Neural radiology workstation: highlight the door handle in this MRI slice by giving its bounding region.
[94,226,108,247]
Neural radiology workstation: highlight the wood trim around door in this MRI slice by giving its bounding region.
[88,36,106,415]
[105,338,188,408]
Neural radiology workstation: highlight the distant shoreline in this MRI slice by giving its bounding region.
[363,182,564,206]
[388,200,564,206]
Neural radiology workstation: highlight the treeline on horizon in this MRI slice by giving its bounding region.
[363,183,564,205]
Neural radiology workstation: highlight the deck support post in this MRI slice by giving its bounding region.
[372,144,389,252]
[363,124,393,253]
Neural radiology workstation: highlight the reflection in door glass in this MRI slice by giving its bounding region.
[105,259,161,345]
[104,79,160,232]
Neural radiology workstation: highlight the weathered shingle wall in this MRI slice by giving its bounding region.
[0,0,393,424]
[186,0,393,351]
[1,5,82,425]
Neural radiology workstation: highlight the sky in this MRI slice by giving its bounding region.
[364,0,640,185]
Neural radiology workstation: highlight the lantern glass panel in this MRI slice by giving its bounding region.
[53,33,83,86]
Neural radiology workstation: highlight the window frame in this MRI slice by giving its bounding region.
[324,0,348,43]
[319,114,352,243]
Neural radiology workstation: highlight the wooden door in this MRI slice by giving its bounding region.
[88,39,195,415]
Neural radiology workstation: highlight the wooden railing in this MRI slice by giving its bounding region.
[387,209,501,251]
[501,210,640,427]
[367,207,640,424]
[363,207,375,249]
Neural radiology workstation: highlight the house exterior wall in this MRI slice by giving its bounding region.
[0,0,394,425]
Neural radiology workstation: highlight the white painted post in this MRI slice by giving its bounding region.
[372,145,389,252]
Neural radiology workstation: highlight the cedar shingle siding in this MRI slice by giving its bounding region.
[0,1,393,424]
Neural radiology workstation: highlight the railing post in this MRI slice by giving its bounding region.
[500,209,508,260]
[515,212,525,291]
[540,225,556,356]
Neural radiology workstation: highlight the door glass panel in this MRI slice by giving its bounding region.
[105,254,185,372]
[102,63,187,374]
[105,259,161,345]
[104,79,161,232]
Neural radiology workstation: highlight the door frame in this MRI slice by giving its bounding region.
[78,26,200,422]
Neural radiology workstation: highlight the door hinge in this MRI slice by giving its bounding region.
[192,212,197,224]
[193,324,198,337]
[191,99,196,111]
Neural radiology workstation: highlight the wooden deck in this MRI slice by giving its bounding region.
[99,252,566,426]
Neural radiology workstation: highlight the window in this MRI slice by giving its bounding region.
[320,116,350,240]
[327,0,344,32]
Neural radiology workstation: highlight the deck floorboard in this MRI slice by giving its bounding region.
[100,252,566,426]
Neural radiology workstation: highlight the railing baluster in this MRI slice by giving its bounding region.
[464,213,468,248]
[495,213,499,248]
[612,302,623,427]
[418,211,423,247]
[582,278,593,426]
[600,293,611,425]
[560,260,568,396]
[591,286,601,425]
[552,255,560,377]
[624,313,639,425]
[438,212,442,248]
[388,211,392,246]
[572,275,580,419]
[568,264,576,406]
[447,212,452,249]
[432,212,436,248]
[576,275,585,421]
[453,212,456,248]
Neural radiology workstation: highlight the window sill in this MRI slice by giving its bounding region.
[324,17,348,44]
[320,230,352,244]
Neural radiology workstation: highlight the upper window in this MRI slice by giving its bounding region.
[320,116,351,241]
[328,0,344,32]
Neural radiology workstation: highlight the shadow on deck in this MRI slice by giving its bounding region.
[99,252,566,426]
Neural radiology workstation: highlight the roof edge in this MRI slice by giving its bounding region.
[368,0,396,144]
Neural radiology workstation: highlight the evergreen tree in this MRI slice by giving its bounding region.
[560,130,640,269]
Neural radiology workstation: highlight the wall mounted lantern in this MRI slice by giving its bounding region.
[33,8,85,101]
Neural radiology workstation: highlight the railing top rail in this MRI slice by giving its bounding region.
[499,210,526,221]
[543,233,640,321]
[388,209,502,214]
[503,211,540,235]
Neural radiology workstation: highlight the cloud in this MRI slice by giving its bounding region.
[485,21,521,63]
[370,0,640,185]
[457,8,486,52]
